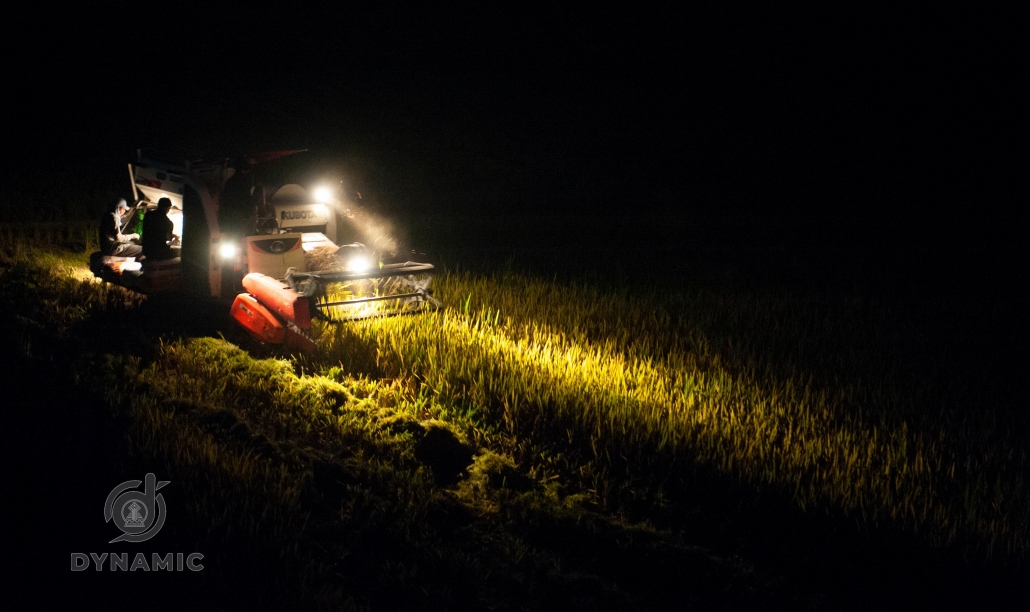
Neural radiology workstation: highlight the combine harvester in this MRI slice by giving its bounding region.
[90,151,439,351]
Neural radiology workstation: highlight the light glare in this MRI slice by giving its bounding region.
[314,187,332,203]
[347,256,371,273]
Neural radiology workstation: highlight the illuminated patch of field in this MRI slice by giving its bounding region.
[315,271,436,321]
[315,272,1029,559]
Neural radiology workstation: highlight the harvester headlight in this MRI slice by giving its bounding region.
[314,187,332,203]
[219,243,239,260]
[347,256,371,273]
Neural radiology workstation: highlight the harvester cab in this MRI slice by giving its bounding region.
[88,151,440,352]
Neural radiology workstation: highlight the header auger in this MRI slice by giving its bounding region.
[285,261,439,322]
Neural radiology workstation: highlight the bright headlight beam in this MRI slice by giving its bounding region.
[314,187,332,203]
[347,256,371,273]
[219,243,238,259]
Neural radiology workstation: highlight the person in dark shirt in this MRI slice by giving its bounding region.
[99,198,143,257]
[142,197,181,261]
[218,158,257,239]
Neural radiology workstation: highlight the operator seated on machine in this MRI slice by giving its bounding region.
[141,197,181,261]
[99,198,143,258]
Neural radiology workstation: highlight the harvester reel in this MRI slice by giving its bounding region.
[284,263,440,323]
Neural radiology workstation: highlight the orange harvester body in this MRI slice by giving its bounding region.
[230,293,285,344]
[242,273,312,328]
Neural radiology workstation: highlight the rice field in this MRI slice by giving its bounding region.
[310,269,1030,561]
[0,221,97,255]
[3,225,1028,607]
[1,243,773,608]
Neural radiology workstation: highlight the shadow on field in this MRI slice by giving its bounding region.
[76,290,244,357]
[0,257,283,608]
[652,463,1030,611]
[2,338,235,610]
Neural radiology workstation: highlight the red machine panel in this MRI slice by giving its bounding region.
[241,273,312,328]
[230,293,285,344]
[284,324,317,353]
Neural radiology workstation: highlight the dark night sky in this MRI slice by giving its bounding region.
[3,5,1024,243]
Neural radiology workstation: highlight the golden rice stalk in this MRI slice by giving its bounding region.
[304,245,343,272]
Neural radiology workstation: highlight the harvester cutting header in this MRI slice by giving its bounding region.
[90,150,439,351]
